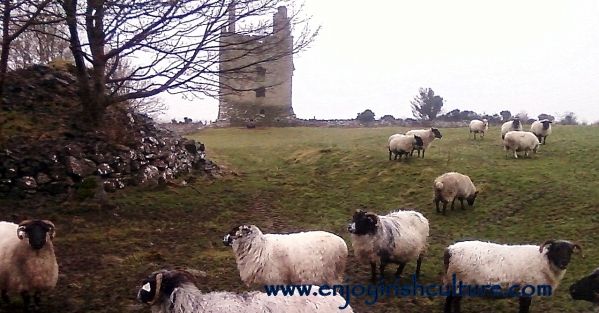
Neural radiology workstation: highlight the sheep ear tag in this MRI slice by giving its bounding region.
[142,282,151,292]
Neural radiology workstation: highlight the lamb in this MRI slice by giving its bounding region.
[530,119,552,144]
[388,134,424,160]
[443,239,582,313]
[223,225,347,286]
[503,130,540,159]
[405,128,443,158]
[469,119,489,139]
[500,118,523,139]
[137,269,354,313]
[433,172,478,215]
[0,220,58,311]
[570,267,599,305]
[347,209,429,282]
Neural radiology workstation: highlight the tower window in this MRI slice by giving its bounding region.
[255,87,265,97]
[256,67,266,82]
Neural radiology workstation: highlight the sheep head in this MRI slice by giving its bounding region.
[137,269,196,306]
[431,128,443,139]
[569,267,599,304]
[17,219,55,250]
[348,209,378,235]
[466,191,479,206]
[541,119,552,130]
[412,135,424,149]
[539,239,583,270]
[223,225,257,246]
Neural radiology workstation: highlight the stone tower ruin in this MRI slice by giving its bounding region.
[217,4,296,126]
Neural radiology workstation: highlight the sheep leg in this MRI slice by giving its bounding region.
[1,290,9,303]
[442,201,448,215]
[370,262,377,282]
[518,297,532,313]
[450,198,456,210]
[435,199,441,213]
[21,291,32,312]
[379,261,387,280]
[389,149,392,160]
[421,149,425,158]
[513,151,518,159]
[452,296,462,313]
[33,292,41,309]
[394,262,406,279]
[459,198,465,209]
[415,254,423,279]
[444,294,453,313]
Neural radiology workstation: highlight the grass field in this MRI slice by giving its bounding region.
[1,125,598,313]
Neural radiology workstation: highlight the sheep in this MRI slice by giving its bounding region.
[137,269,354,313]
[469,119,489,139]
[433,172,478,215]
[388,134,424,160]
[0,220,58,311]
[443,239,582,313]
[347,209,429,282]
[223,225,347,286]
[530,119,553,144]
[501,118,523,139]
[503,130,540,159]
[404,128,443,158]
[570,267,599,305]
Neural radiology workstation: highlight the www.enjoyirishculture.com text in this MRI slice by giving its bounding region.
[263,274,553,309]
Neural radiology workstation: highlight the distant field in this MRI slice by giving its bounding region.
[1,125,598,313]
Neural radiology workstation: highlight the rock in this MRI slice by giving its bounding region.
[183,140,198,154]
[96,163,114,176]
[137,165,160,186]
[103,178,125,192]
[36,172,52,185]
[66,156,96,178]
[16,176,37,190]
[64,143,84,157]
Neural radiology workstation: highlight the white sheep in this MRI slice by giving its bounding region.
[433,172,478,215]
[530,119,553,144]
[137,269,354,313]
[469,119,488,139]
[388,134,424,160]
[348,209,429,282]
[443,239,582,313]
[500,118,523,139]
[503,130,540,159]
[405,128,443,158]
[0,220,58,310]
[223,225,347,286]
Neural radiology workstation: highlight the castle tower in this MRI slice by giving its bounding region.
[217,4,295,126]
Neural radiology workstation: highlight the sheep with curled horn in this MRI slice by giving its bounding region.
[0,219,58,312]
[137,269,355,313]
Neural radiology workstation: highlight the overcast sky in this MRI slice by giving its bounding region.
[158,0,599,123]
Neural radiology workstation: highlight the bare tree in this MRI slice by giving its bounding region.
[8,3,71,69]
[0,0,54,94]
[61,0,318,127]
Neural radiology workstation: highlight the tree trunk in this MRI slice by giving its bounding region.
[0,0,11,100]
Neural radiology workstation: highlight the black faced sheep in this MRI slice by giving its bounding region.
[503,130,540,159]
[469,119,489,139]
[570,267,599,306]
[348,209,429,282]
[433,172,479,215]
[0,220,58,312]
[501,118,523,139]
[223,225,347,286]
[405,128,443,158]
[530,119,553,144]
[137,269,354,313]
[443,239,582,313]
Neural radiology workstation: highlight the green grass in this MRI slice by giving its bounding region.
[1,125,598,313]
